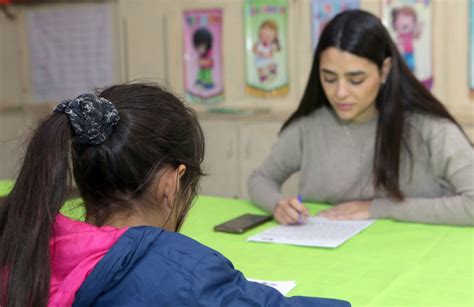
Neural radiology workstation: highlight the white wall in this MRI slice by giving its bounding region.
[1,0,473,183]
[2,0,473,120]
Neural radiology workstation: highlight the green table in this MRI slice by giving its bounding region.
[0,180,13,196]
[1,181,473,306]
[181,196,473,307]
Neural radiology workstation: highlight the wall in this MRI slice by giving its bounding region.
[0,0,473,182]
[0,6,23,106]
[1,0,473,120]
[121,0,473,126]
[0,1,122,105]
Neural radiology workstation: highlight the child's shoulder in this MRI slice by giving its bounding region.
[75,227,228,305]
[126,226,223,270]
[154,228,217,258]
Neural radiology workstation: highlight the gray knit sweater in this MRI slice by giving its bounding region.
[248,107,474,226]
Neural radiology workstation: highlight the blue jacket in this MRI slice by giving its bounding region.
[73,227,350,306]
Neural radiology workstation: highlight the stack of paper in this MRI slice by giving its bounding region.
[247,278,296,295]
[248,217,373,248]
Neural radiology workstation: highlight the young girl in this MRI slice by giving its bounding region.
[248,10,473,226]
[0,83,349,306]
[253,19,281,83]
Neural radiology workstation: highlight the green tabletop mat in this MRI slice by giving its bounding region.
[0,180,14,196]
[0,180,86,219]
[1,181,473,306]
[181,196,474,307]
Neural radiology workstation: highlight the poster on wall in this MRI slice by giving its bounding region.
[244,0,289,98]
[382,0,433,89]
[27,4,114,102]
[311,0,359,50]
[470,0,474,90]
[183,9,223,104]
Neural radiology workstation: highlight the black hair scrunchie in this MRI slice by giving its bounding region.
[54,94,120,146]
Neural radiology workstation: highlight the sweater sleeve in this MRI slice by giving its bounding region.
[247,121,303,213]
[370,118,474,226]
[190,251,351,307]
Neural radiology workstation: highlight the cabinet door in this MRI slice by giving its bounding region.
[200,120,240,198]
[239,122,299,200]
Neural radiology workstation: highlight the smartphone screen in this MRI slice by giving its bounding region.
[214,214,272,233]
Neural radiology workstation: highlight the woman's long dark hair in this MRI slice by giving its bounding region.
[282,10,467,200]
[0,83,205,307]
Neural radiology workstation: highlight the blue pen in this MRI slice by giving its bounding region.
[297,194,304,224]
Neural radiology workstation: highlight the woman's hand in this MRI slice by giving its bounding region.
[273,198,309,225]
[318,200,371,220]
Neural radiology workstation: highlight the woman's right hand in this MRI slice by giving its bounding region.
[273,198,309,225]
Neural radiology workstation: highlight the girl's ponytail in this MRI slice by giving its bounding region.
[0,93,119,306]
[0,113,72,307]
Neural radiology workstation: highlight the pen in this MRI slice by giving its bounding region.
[297,194,303,224]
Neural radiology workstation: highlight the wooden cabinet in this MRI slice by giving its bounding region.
[199,117,299,200]
[239,122,280,199]
[238,121,298,200]
[199,120,240,198]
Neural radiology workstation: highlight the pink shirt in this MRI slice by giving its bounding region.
[48,214,128,306]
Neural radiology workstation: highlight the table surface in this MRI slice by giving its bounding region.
[1,181,473,307]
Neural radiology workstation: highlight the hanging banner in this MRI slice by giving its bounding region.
[183,9,223,104]
[244,0,289,98]
[27,4,114,103]
[382,0,433,89]
[311,0,359,50]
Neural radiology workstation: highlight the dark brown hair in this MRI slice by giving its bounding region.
[281,10,467,200]
[0,83,205,307]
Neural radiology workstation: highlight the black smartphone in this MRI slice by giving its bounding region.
[214,214,272,234]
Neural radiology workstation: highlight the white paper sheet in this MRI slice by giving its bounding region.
[26,4,114,102]
[248,217,373,248]
[247,278,296,296]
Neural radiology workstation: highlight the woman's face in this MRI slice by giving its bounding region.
[319,47,389,123]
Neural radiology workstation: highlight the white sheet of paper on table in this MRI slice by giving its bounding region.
[248,217,373,248]
[247,278,296,296]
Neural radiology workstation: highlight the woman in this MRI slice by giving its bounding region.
[0,83,349,306]
[248,10,473,226]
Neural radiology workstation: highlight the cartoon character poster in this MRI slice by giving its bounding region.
[183,9,223,104]
[244,0,289,98]
[382,0,433,89]
[311,0,359,50]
